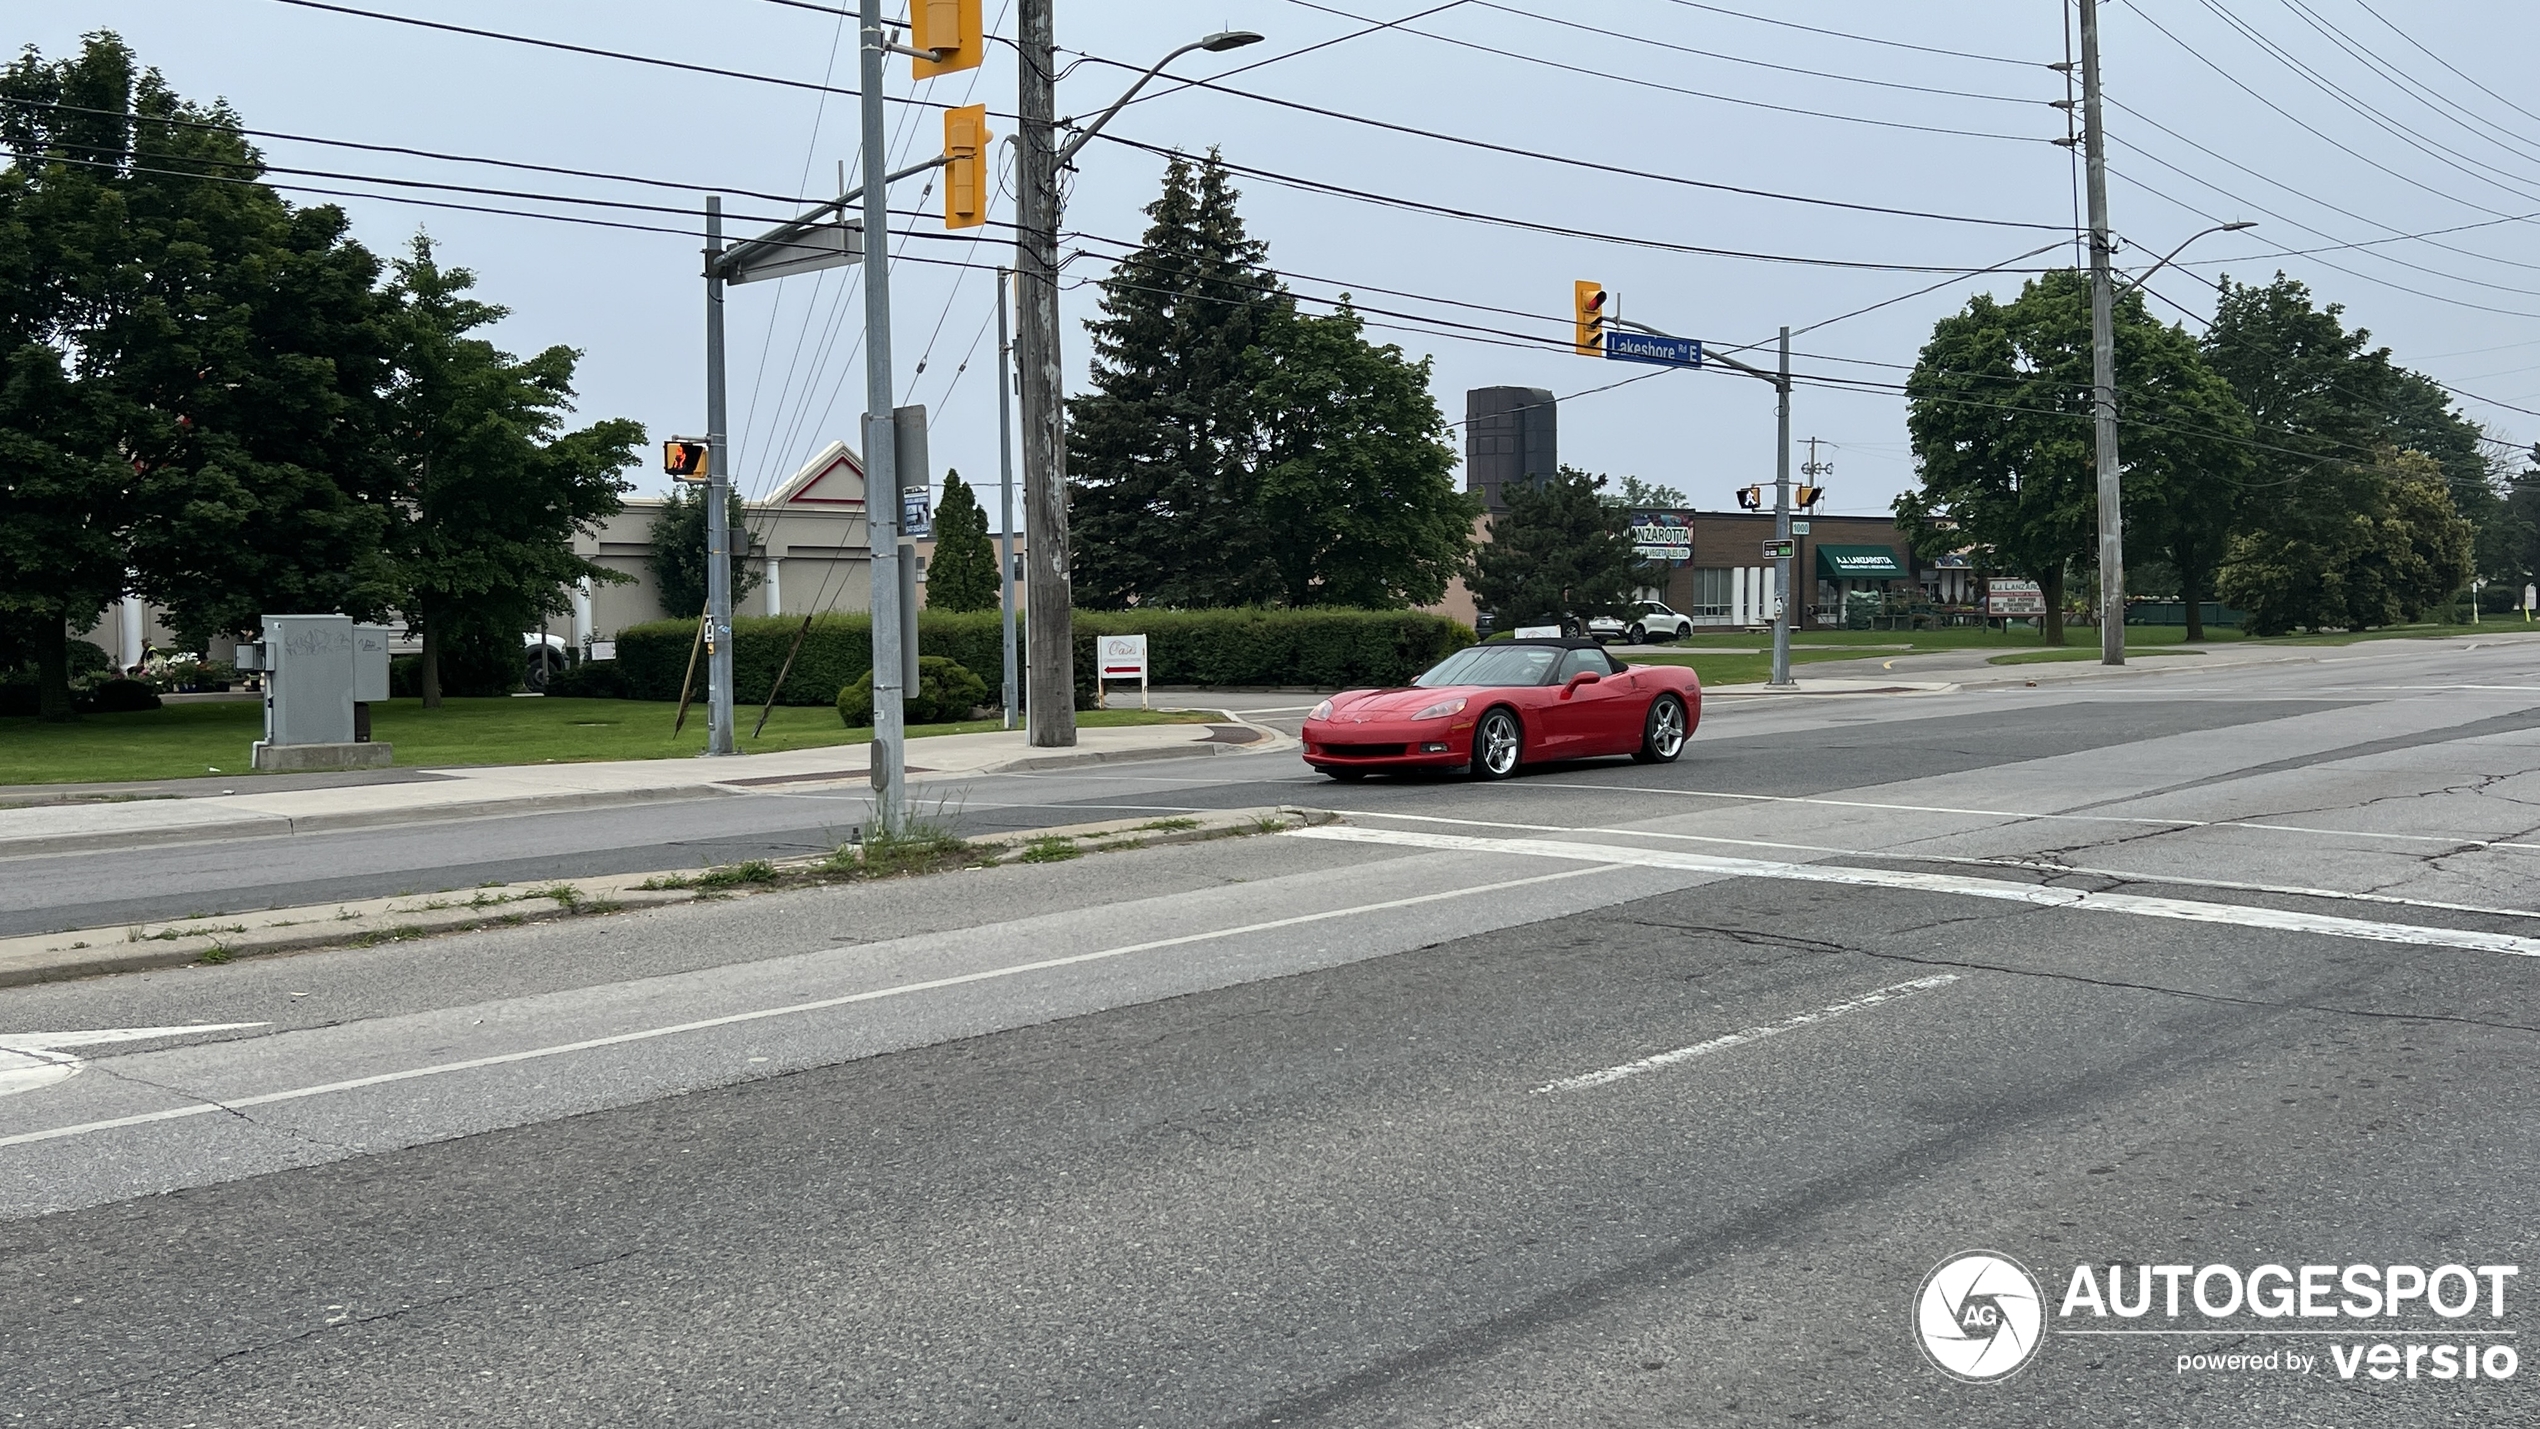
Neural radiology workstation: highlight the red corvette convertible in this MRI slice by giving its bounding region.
[1301,637,1701,781]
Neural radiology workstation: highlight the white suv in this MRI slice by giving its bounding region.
[1587,601,1695,645]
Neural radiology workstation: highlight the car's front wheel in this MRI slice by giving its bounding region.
[1626,623,1647,645]
[1470,708,1522,780]
[1633,694,1689,763]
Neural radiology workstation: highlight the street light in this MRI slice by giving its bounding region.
[1013,20,1265,747]
[2119,220,2255,297]
[1054,32,1264,169]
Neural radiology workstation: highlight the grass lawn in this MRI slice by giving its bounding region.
[1625,620,2515,686]
[0,697,1219,788]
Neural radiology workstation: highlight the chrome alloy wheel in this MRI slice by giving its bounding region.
[1644,696,1687,760]
[1473,709,1521,779]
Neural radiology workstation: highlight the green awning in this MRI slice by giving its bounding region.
[1816,544,1907,579]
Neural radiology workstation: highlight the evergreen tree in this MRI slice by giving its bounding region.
[1069,151,1284,608]
[926,470,998,612]
[1468,467,1647,629]
[646,485,758,622]
[383,236,639,706]
[1252,301,1474,607]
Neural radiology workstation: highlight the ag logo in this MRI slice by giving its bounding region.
[1915,1250,2044,1382]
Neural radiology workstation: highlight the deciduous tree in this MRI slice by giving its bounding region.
[383,236,638,706]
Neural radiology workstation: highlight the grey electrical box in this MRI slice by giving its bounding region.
[353,624,392,703]
[248,614,394,772]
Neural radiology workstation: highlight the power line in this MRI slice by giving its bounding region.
[1651,0,2048,70]
[2116,0,2533,221]
[2183,0,2540,206]
[1090,132,2060,275]
[1279,0,2053,144]
[1062,53,2072,232]
[2347,0,2540,130]
[1464,0,2053,106]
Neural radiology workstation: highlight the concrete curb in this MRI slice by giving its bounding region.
[0,805,1332,989]
[0,724,1288,860]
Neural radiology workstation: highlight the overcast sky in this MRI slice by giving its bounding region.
[23,1,2540,532]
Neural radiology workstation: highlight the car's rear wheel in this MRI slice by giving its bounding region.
[1470,708,1522,780]
[1634,694,1689,763]
[1322,767,1367,782]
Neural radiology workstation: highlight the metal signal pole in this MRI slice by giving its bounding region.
[2080,0,2126,666]
[858,0,909,829]
[702,197,737,755]
[1771,326,1794,687]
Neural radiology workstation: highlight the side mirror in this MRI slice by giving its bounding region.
[1561,671,1601,697]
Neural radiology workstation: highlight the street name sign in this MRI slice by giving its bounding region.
[1606,331,1702,367]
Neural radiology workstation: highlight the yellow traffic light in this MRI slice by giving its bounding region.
[911,0,983,79]
[1573,280,1607,357]
[663,439,710,482]
[944,104,992,229]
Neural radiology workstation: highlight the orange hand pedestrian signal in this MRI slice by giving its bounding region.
[911,0,983,78]
[1574,280,1607,357]
[663,439,710,482]
[944,104,992,229]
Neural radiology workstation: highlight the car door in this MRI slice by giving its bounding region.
[1544,648,1639,755]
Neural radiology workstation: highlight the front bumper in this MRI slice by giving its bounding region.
[1301,716,1475,770]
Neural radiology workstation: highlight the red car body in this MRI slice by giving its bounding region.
[1301,638,1702,780]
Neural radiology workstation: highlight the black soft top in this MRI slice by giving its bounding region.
[1499,636,1608,651]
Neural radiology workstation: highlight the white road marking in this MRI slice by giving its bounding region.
[0,1024,269,1098]
[1289,825,2540,959]
[1339,809,2540,922]
[1535,975,1960,1093]
[0,867,1621,1151]
[1521,781,2540,855]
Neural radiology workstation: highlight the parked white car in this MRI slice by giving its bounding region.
[1587,601,1695,645]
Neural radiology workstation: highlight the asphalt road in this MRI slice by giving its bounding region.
[4,636,2538,1425]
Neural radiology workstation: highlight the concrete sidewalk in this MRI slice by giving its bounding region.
[0,718,1288,859]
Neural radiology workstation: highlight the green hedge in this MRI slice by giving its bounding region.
[610,608,1475,707]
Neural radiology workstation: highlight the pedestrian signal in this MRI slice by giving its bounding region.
[1574,280,1607,357]
[1735,485,1763,511]
[663,439,710,482]
[943,104,991,229]
[911,0,983,78]
[1796,485,1824,508]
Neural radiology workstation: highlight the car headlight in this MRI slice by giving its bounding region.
[1412,697,1467,720]
[1309,699,1334,721]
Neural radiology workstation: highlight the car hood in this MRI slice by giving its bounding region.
[1327,686,1496,719]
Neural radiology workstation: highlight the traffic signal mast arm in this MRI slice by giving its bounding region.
[714,156,949,282]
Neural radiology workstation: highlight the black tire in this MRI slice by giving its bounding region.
[523,645,567,692]
[1322,767,1367,782]
[1633,694,1690,764]
[1626,623,1647,646]
[1470,707,1522,780]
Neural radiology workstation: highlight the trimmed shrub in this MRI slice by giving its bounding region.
[837,655,990,727]
[85,678,163,713]
[618,608,1474,708]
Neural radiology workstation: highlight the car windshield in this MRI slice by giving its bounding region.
[1413,644,1561,688]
